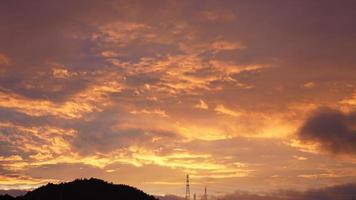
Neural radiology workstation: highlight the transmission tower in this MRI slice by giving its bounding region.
[185,174,190,200]
[203,186,207,200]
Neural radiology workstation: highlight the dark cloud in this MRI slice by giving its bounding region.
[298,108,356,156]
[70,109,180,155]
[27,163,104,181]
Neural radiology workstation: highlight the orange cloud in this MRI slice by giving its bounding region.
[339,92,356,106]
[214,105,241,117]
[195,99,209,110]
[210,41,245,51]
[0,76,122,118]
[303,82,316,89]
[130,108,169,118]
[1,0,356,195]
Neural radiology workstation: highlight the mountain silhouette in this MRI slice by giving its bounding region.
[0,178,158,200]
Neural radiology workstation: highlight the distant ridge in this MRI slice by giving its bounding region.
[0,178,158,200]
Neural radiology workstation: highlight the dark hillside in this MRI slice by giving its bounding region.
[0,178,157,200]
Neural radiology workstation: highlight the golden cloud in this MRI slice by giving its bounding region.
[214,105,241,117]
[195,99,209,110]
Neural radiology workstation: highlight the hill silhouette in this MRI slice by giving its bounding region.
[0,178,158,200]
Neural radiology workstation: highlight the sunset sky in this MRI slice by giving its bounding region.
[1,0,356,197]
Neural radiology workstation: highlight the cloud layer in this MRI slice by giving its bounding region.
[0,0,356,196]
[159,182,356,200]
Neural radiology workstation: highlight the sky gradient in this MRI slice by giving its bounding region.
[1,0,356,197]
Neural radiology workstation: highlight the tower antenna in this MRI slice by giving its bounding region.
[185,174,190,200]
[204,186,207,200]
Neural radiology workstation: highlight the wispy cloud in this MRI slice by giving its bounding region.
[214,105,241,117]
